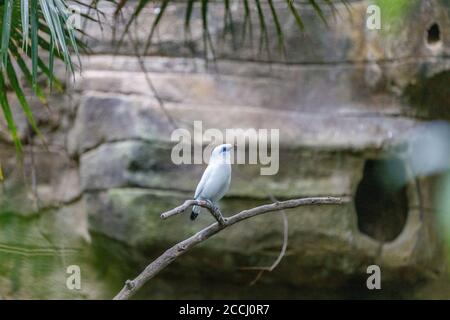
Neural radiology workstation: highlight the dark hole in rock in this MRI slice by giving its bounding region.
[427,23,441,45]
[355,159,409,242]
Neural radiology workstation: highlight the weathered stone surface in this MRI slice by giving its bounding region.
[84,186,441,290]
[68,92,173,155]
[0,207,97,299]
[79,140,194,191]
[76,54,450,122]
[80,0,450,104]
[74,63,405,115]
[81,0,450,63]
[0,92,70,145]
[69,0,450,297]
[79,139,360,199]
[54,169,82,204]
[70,84,418,153]
[85,188,368,286]
[1,0,449,299]
[0,147,79,213]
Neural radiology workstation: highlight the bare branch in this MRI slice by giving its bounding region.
[113,196,347,300]
[269,211,288,271]
[241,207,288,285]
[160,199,226,225]
[266,194,289,272]
[245,211,288,267]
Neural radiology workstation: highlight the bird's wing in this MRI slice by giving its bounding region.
[197,164,231,202]
[194,164,213,199]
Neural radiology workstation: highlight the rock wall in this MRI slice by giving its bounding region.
[0,0,450,299]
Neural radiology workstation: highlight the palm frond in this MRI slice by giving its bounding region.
[1,0,13,68]
[254,0,270,57]
[0,0,81,152]
[108,0,350,59]
[0,0,354,154]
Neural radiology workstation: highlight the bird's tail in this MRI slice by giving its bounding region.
[191,205,201,221]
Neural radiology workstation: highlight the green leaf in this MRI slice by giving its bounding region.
[30,0,39,89]
[267,0,285,54]
[184,0,195,30]
[0,0,81,153]
[241,0,254,44]
[6,52,43,141]
[10,29,65,94]
[223,0,234,38]
[113,0,153,53]
[0,71,22,153]
[309,0,329,27]
[21,0,30,51]
[143,0,170,54]
[8,40,48,104]
[254,0,270,57]
[286,0,305,31]
[49,36,55,91]
[1,0,13,69]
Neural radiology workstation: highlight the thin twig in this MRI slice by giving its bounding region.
[113,196,346,300]
[232,168,289,284]
[271,211,288,271]
[243,211,287,265]
[243,208,288,285]
[127,20,179,131]
[26,127,39,211]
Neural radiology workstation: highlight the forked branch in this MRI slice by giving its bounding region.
[113,196,346,300]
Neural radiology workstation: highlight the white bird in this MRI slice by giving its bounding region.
[191,144,233,221]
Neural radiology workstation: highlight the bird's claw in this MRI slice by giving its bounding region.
[198,199,227,225]
[204,200,220,212]
[205,199,215,209]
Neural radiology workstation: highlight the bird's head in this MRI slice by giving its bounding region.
[211,143,233,164]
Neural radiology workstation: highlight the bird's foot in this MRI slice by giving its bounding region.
[212,206,227,226]
[198,199,214,209]
[202,200,227,226]
[215,214,227,226]
[204,199,215,209]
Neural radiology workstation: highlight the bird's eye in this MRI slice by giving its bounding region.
[222,146,227,153]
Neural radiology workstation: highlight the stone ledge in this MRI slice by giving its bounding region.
[69,91,418,156]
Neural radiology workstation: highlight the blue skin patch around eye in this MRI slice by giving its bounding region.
[222,146,227,153]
